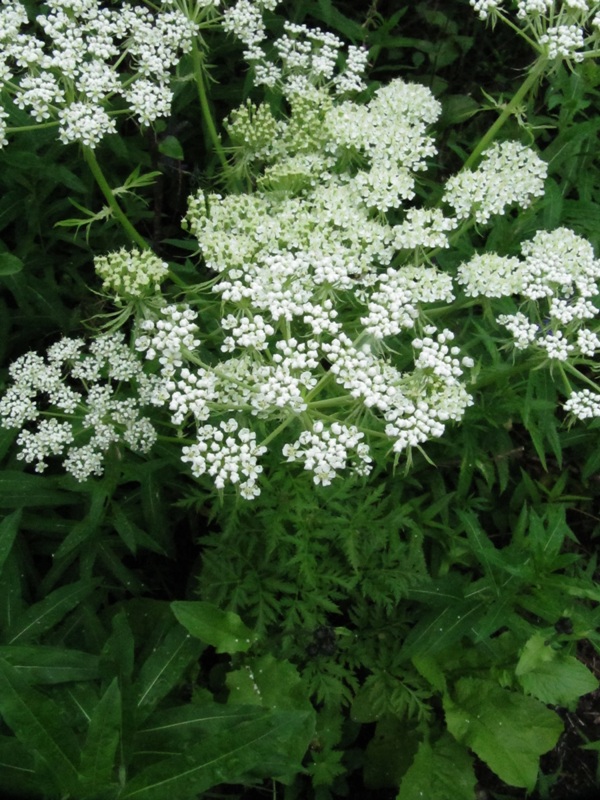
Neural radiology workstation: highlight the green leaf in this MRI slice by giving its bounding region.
[0,252,23,276]
[0,470,81,508]
[443,677,563,791]
[0,735,46,798]
[0,645,99,684]
[398,734,476,800]
[171,600,256,654]
[0,508,21,575]
[135,624,204,718]
[79,679,122,796]
[0,658,81,796]
[7,579,97,644]
[136,703,264,753]
[158,135,184,160]
[364,717,419,790]
[121,710,313,800]
[516,634,599,708]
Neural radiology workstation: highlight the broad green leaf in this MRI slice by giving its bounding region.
[399,600,482,660]
[135,625,204,718]
[79,679,121,795]
[0,658,80,796]
[158,135,184,160]
[7,579,97,644]
[171,600,255,654]
[0,470,81,508]
[0,252,23,275]
[444,678,562,791]
[227,654,310,712]
[0,645,98,683]
[397,734,476,800]
[0,508,21,575]
[121,710,313,800]
[364,717,419,790]
[516,634,599,708]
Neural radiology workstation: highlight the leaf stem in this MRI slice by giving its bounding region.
[462,57,548,171]
[83,146,150,250]
[191,39,228,172]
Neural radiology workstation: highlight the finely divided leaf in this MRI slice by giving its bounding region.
[443,678,562,791]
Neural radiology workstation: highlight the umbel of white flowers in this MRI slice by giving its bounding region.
[1,12,600,497]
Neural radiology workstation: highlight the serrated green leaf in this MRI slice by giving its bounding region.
[0,252,23,275]
[364,717,419,790]
[397,734,476,800]
[0,658,80,796]
[79,679,121,795]
[171,601,255,654]
[0,508,21,575]
[121,710,313,800]
[0,645,98,683]
[516,634,599,708]
[7,579,97,644]
[444,678,562,791]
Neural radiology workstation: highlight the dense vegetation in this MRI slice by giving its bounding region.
[0,2,599,798]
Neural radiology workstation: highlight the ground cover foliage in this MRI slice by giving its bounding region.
[0,0,600,798]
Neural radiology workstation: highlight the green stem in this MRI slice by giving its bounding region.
[83,147,149,250]
[462,57,548,171]
[191,39,228,172]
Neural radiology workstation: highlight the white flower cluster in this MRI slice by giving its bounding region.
[0,334,158,480]
[182,418,266,500]
[564,388,600,420]
[474,0,600,65]
[223,3,368,95]
[94,247,169,301]
[459,228,600,363]
[282,421,372,486]
[0,0,202,147]
[443,141,547,224]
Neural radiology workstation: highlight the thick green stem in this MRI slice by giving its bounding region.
[462,58,548,171]
[192,39,228,172]
[83,147,149,250]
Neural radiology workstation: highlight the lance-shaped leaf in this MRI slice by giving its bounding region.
[6,579,97,644]
[171,600,255,654]
[0,658,81,796]
[443,677,563,791]
[78,679,122,797]
[0,735,46,798]
[0,645,98,684]
[0,509,21,575]
[135,624,204,720]
[0,471,81,508]
[121,709,313,800]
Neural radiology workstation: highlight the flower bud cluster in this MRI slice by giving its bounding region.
[94,248,169,301]
[0,334,158,480]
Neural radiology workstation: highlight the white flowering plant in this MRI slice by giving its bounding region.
[0,1,599,799]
